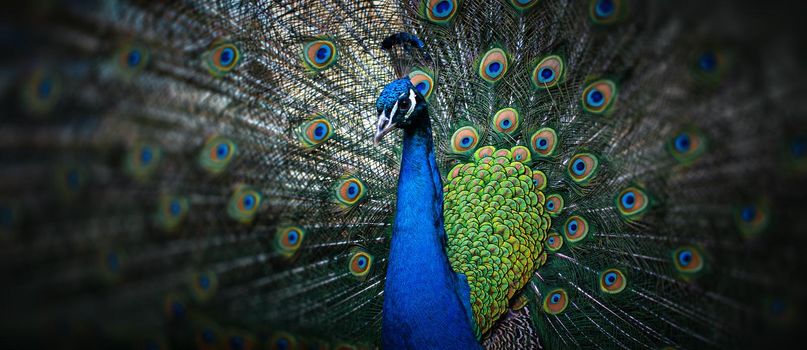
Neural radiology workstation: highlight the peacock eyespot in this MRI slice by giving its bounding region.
[335,177,366,207]
[581,80,617,114]
[698,51,717,73]
[543,288,568,314]
[673,246,703,273]
[116,43,150,77]
[742,206,755,222]
[691,49,728,83]
[349,249,374,279]
[164,294,187,320]
[37,78,52,98]
[622,193,633,207]
[589,0,624,24]
[312,122,328,140]
[409,69,435,100]
[573,159,585,173]
[315,46,330,63]
[215,143,228,158]
[191,271,218,302]
[270,332,298,350]
[205,41,240,77]
[532,55,565,88]
[680,252,691,265]
[141,148,153,163]
[595,0,615,16]
[297,117,334,148]
[57,166,85,197]
[127,143,161,180]
[24,69,61,114]
[668,128,705,163]
[199,136,237,174]
[219,48,235,66]
[198,275,210,289]
[530,128,558,157]
[564,215,589,243]
[228,186,262,223]
[567,153,599,183]
[303,40,338,71]
[532,170,547,191]
[478,48,509,83]
[242,194,255,209]
[616,187,648,218]
[675,133,691,152]
[734,202,769,237]
[545,194,563,216]
[450,126,480,154]
[599,268,626,294]
[425,0,458,23]
[510,146,531,164]
[492,108,520,134]
[169,200,181,215]
[127,49,141,67]
[158,195,189,231]
[588,90,603,106]
[416,82,427,94]
[546,232,563,252]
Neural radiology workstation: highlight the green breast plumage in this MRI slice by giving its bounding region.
[444,146,551,337]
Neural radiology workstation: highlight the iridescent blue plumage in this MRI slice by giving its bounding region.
[375,78,479,349]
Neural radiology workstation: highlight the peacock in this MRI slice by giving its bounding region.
[1,0,807,349]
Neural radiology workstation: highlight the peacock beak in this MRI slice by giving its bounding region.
[374,110,395,145]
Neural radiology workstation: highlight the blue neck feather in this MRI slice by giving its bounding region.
[381,111,480,349]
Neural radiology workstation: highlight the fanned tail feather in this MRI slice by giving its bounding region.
[1,0,806,349]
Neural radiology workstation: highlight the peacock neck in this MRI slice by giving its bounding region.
[381,113,480,349]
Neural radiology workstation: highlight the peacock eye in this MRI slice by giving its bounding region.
[409,69,434,100]
[567,153,599,184]
[276,226,305,258]
[581,79,617,114]
[399,98,411,110]
[617,186,649,218]
[599,268,626,294]
[672,246,704,274]
[564,215,589,243]
[543,288,568,314]
[532,55,564,89]
[530,128,558,157]
[205,41,240,77]
[668,128,705,163]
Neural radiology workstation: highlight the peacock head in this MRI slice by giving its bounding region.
[373,78,427,144]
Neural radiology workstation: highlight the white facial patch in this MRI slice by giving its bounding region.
[403,89,417,120]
